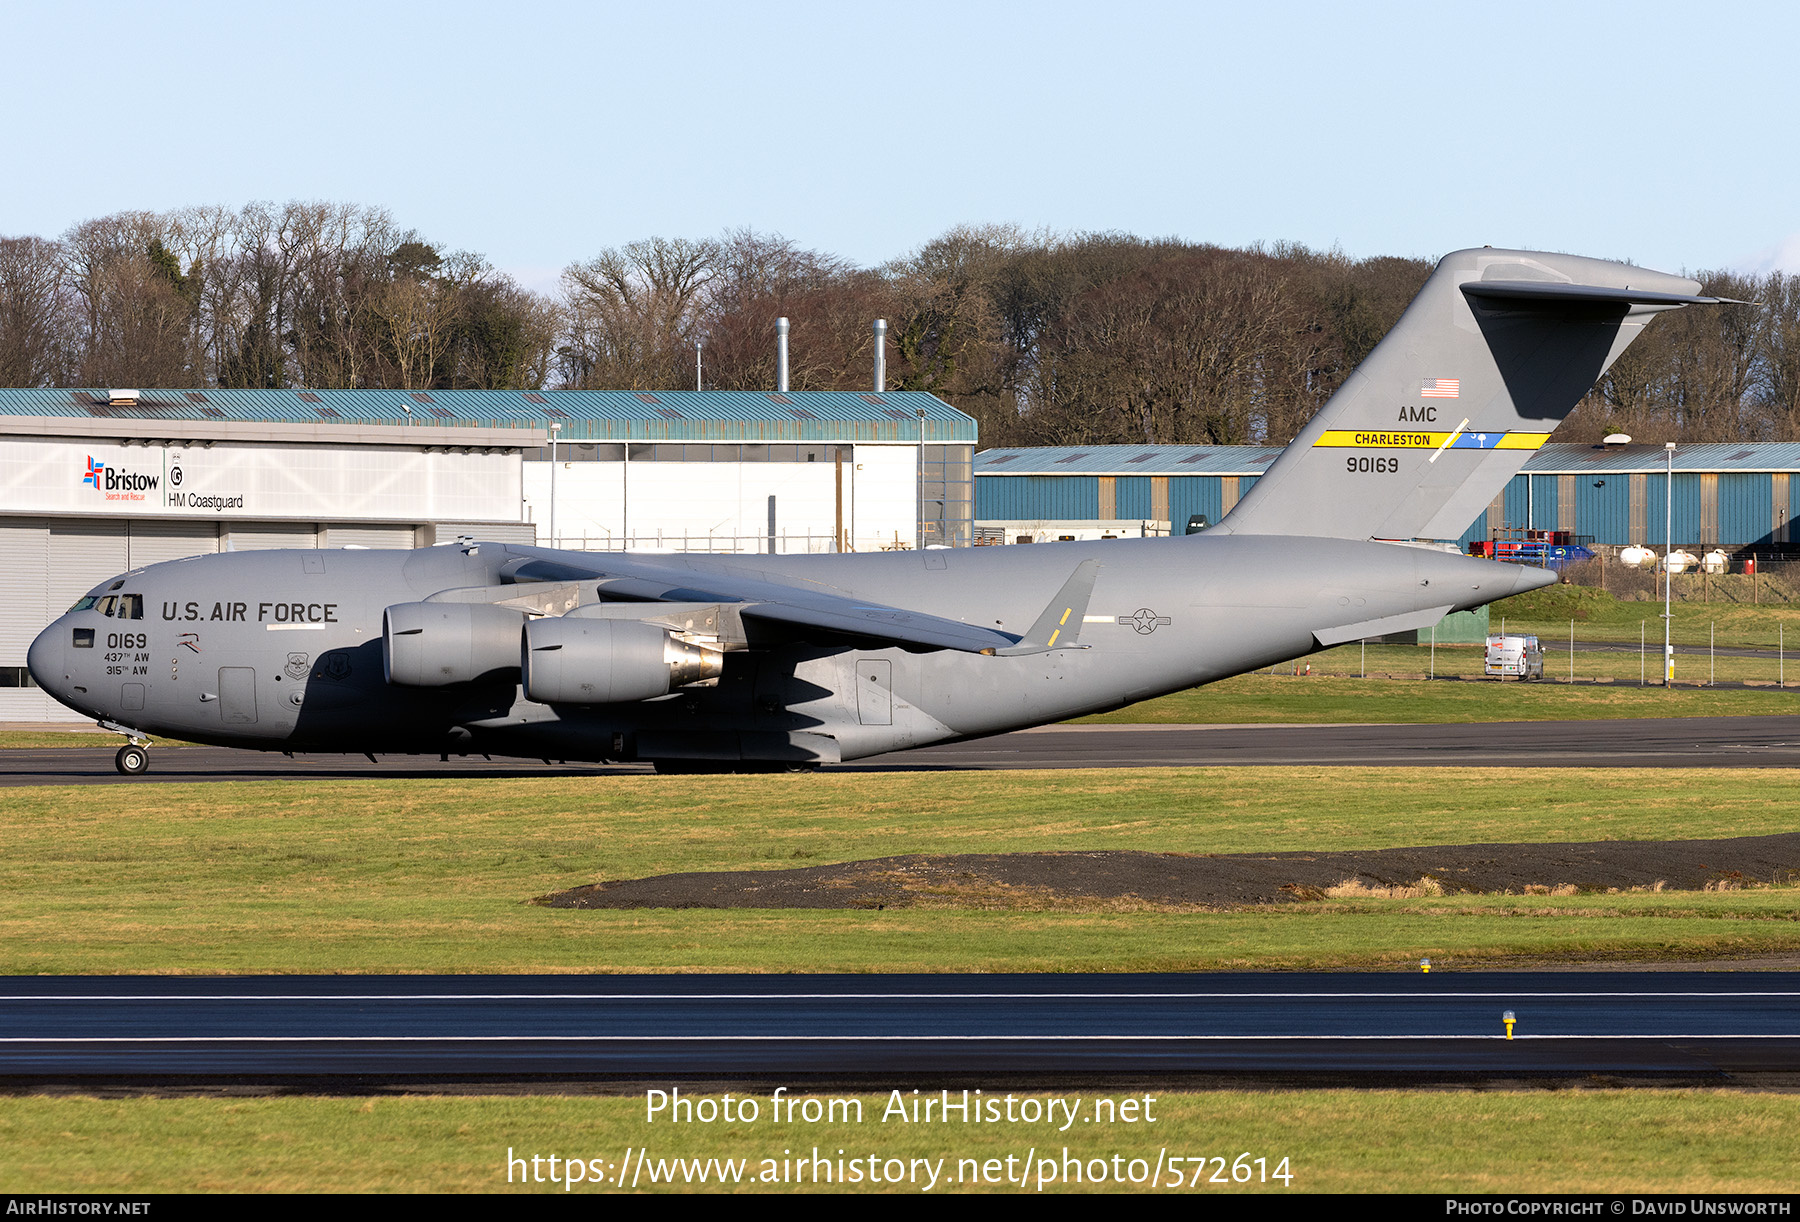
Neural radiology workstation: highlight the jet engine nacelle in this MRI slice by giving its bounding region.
[383,601,527,686]
[521,616,724,705]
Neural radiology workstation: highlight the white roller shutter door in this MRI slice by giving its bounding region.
[324,525,418,549]
[432,521,537,545]
[49,520,130,619]
[128,520,220,568]
[0,520,50,664]
[223,523,319,550]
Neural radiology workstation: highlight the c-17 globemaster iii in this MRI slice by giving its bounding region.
[29,249,1734,775]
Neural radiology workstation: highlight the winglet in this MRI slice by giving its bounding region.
[999,560,1101,655]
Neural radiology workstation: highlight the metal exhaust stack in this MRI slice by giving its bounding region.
[873,318,887,393]
[776,316,789,393]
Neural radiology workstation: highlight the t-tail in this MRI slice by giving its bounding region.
[1216,248,1739,542]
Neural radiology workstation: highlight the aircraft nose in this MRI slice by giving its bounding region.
[26,620,69,701]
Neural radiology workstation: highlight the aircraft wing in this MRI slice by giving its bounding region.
[498,552,1026,654]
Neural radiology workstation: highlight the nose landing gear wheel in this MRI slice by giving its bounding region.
[115,744,149,776]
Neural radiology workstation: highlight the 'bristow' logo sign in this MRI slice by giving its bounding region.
[82,455,159,498]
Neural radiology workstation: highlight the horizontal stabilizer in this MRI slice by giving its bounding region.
[1313,605,1455,649]
[1461,281,1744,309]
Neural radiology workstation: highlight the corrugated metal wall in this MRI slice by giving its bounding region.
[1636,473,1705,545]
[1505,477,1530,536]
[1675,474,1702,544]
[974,475,1100,520]
[977,464,1798,545]
[1557,475,1577,532]
[1718,473,1772,544]
[1169,478,1223,531]
[1528,475,1558,532]
[1573,475,1631,543]
[1115,476,1152,519]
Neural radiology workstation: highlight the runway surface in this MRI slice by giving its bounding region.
[6,715,1800,781]
[3,973,1796,1084]
[891,716,1800,770]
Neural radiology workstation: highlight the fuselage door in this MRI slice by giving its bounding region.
[856,658,893,726]
[219,667,258,724]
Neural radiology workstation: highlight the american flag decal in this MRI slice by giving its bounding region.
[1421,378,1460,398]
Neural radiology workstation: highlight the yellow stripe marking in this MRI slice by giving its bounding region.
[1496,432,1552,450]
[1311,429,1554,451]
[1315,430,1446,448]
[1046,628,1060,647]
[1058,608,1072,626]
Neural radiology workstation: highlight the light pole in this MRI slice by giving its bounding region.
[915,406,927,550]
[695,338,703,392]
[548,421,562,550]
[1664,441,1675,686]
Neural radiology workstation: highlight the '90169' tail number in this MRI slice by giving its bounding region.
[1346,456,1399,474]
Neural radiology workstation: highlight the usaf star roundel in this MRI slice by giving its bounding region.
[1118,608,1172,634]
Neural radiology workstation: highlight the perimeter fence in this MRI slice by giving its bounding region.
[1559,556,1800,606]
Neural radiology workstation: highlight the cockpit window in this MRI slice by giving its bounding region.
[96,596,118,617]
[72,628,94,649]
[68,596,97,612]
[117,594,143,620]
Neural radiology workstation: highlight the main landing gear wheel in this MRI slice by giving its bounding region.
[115,744,149,776]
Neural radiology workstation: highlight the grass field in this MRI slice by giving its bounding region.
[3,1089,1797,1193]
[0,730,201,749]
[1075,670,1800,724]
[5,768,1800,975]
[6,764,1800,1194]
[1497,580,1800,650]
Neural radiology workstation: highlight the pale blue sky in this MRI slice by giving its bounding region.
[8,0,1798,288]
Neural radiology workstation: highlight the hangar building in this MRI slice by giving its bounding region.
[517,390,974,554]
[2,387,975,721]
[975,443,1800,551]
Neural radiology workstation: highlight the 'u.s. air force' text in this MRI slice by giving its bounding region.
[162,601,339,623]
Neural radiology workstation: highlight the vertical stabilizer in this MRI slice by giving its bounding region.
[1216,249,1726,541]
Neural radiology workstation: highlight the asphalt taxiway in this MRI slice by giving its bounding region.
[4,716,1800,782]
[2,973,1795,1086]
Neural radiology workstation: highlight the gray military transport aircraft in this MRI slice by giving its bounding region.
[30,249,1734,775]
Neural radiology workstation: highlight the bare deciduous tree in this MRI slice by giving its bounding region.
[0,235,71,386]
[560,237,718,389]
